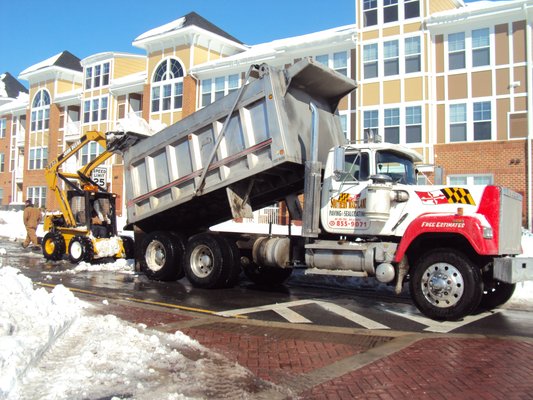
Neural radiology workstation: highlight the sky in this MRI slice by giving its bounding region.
[0,0,356,79]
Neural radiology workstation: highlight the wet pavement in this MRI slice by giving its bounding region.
[3,237,533,399]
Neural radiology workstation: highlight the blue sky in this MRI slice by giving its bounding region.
[0,0,355,79]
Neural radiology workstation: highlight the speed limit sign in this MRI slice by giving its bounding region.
[91,167,107,187]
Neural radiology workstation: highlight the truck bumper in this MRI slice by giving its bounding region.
[493,257,533,283]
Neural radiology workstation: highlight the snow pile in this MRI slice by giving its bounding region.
[0,267,82,398]
[0,266,279,400]
[48,258,135,275]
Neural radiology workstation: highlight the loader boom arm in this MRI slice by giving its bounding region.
[45,130,113,227]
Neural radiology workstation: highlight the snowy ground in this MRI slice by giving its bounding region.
[0,209,531,399]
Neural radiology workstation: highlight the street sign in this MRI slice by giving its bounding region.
[91,167,107,187]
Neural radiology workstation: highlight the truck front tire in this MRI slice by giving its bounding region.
[243,263,292,285]
[140,231,185,281]
[410,249,483,321]
[184,233,240,289]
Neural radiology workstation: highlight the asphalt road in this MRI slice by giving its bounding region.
[3,237,532,338]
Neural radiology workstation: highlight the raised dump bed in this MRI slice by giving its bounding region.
[116,59,356,232]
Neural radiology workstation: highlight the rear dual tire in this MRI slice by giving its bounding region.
[140,231,185,281]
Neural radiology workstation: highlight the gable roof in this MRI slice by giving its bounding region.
[19,50,82,77]
[0,72,28,99]
[134,11,243,45]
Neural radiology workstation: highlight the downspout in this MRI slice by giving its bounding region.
[526,4,533,230]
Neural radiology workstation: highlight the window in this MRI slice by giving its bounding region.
[30,90,50,132]
[474,101,491,141]
[85,62,110,89]
[27,186,46,208]
[338,113,348,140]
[449,104,467,142]
[404,0,420,19]
[81,142,104,165]
[384,108,400,144]
[363,44,378,79]
[28,147,48,170]
[0,119,6,138]
[449,32,465,70]
[201,79,212,107]
[151,58,184,112]
[405,106,422,143]
[344,152,370,181]
[364,110,379,141]
[83,97,108,124]
[363,0,377,27]
[472,28,490,67]
[405,37,421,73]
[449,175,493,186]
[384,40,399,76]
[200,74,242,107]
[384,0,398,23]
[0,153,4,172]
[316,53,348,76]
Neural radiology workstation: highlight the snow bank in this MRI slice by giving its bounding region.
[0,266,279,399]
[0,267,82,398]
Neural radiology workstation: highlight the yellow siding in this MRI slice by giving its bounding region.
[429,0,459,14]
[436,76,445,101]
[114,58,145,79]
[404,77,424,102]
[56,79,81,95]
[383,26,400,37]
[362,82,380,106]
[362,31,379,41]
[403,23,422,34]
[383,80,401,103]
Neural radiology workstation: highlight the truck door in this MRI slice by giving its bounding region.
[322,151,372,235]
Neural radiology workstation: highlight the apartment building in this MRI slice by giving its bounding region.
[0,2,532,225]
[356,0,533,224]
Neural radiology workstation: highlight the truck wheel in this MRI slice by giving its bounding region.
[410,249,483,321]
[120,236,135,259]
[68,236,94,263]
[243,263,292,285]
[140,231,184,281]
[480,280,516,309]
[42,232,66,261]
[185,233,239,289]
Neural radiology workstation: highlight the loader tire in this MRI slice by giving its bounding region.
[120,235,135,259]
[68,236,94,263]
[42,232,66,261]
[184,233,240,289]
[140,231,184,281]
[410,248,483,321]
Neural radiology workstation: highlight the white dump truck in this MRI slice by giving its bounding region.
[108,58,533,321]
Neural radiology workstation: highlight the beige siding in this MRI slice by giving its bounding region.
[383,80,401,103]
[437,104,445,144]
[513,21,526,63]
[472,71,492,98]
[362,82,380,106]
[496,68,510,96]
[383,26,400,37]
[448,74,467,100]
[435,35,444,74]
[436,76,445,101]
[495,24,509,66]
[496,98,510,141]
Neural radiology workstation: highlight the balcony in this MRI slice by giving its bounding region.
[64,121,81,142]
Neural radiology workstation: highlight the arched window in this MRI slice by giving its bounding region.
[31,89,51,131]
[151,58,184,112]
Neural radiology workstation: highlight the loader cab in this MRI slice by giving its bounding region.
[67,190,118,237]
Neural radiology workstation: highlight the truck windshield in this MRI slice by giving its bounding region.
[376,150,416,184]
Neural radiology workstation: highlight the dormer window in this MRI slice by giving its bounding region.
[85,62,110,89]
[151,58,184,112]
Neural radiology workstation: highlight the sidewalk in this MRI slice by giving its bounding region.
[87,297,533,400]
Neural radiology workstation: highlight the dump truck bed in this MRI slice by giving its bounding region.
[119,59,356,231]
